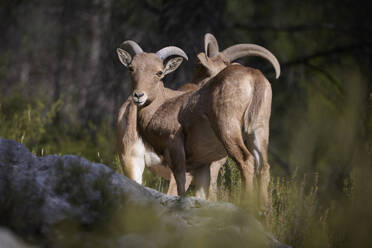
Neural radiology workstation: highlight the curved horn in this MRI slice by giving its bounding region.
[204,33,219,58]
[222,44,281,79]
[120,40,144,55]
[156,46,188,61]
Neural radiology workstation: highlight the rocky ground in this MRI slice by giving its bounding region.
[0,137,289,248]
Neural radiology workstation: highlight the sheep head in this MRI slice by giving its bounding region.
[117,41,188,106]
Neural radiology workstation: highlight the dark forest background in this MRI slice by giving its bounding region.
[1,0,370,124]
[1,0,372,247]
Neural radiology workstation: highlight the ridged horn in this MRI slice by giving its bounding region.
[222,44,281,79]
[120,40,144,55]
[156,46,188,61]
[204,33,219,58]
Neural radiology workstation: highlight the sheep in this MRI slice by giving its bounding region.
[116,40,224,200]
[116,35,280,208]
[116,42,188,187]
[116,81,225,200]
[190,33,281,207]
[116,35,275,200]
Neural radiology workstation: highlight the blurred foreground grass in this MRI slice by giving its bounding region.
[0,71,371,248]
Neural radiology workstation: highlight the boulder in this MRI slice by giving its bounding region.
[0,138,289,247]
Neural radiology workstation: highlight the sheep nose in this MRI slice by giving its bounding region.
[133,92,144,98]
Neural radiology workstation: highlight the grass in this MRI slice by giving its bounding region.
[1,77,372,247]
[267,172,327,247]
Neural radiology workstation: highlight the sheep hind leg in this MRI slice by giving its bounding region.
[193,165,210,200]
[250,128,271,214]
[212,121,255,200]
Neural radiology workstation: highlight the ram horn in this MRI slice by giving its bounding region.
[222,44,281,79]
[120,40,144,55]
[156,46,188,61]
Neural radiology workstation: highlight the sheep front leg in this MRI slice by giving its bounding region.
[208,157,226,201]
[167,135,187,196]
[167,175,178,196]
[167,172,193,196]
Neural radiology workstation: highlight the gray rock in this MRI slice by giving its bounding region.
[0,138,289,248]
[0,228,35,248]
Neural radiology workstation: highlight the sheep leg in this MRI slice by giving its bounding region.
[212,121,255,197]
[193,165,210,200]
[167,171,193,196]
[167,174,178,195]
[167,136,187,196]
[208,157,226,201]
[252,128,271,212]
[120,153,145,185]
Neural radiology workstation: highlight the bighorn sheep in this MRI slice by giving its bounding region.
[116,35,280,208]
[116,42,188,186]
[189,34,280,208]
[117,85,224,200]
[116,40,225,200]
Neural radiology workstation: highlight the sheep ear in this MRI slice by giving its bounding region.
[197,52,209,67]
[163,57,183,75]
[117,48,132,67]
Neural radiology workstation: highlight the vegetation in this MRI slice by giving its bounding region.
[0,94,119,168]
[1,73,371,247]
[1,0,371,247]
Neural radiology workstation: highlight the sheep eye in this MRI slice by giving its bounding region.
[156,71,163,77]
[128,66,134,72]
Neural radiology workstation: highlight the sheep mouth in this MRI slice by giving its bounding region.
[133,99,145,106]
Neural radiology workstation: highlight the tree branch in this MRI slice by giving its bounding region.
[305,63,344,95]
[263,43,370,73]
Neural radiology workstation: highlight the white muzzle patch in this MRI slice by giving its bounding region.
[133,93,148,106]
